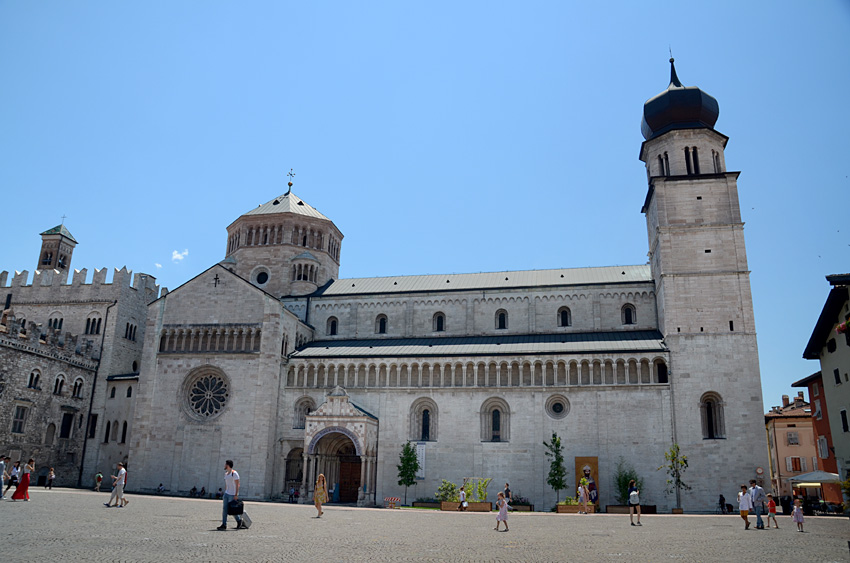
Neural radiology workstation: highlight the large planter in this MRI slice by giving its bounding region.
[672,508,684,514]
[412,502,441,509]
[557,504,596,514]
[441,501,492,512]
[606,505,657,514]
[511,504,534,512]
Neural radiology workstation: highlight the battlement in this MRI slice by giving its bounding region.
[0,266,160,303]
[0,316,100,369]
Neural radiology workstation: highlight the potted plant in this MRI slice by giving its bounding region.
[607,457,654,514]
[510,493,533,512]
[556,496,596,514]
[657,443,691,513]
[438,478,493,511]
[436,479,460,511]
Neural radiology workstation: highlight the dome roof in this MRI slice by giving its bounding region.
[243,191,331,221]
[641,59,719,140]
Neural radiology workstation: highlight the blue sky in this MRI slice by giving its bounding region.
[1,2,848,410]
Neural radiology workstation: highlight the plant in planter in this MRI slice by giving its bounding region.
[543,432,568,503]
[396,441,420,506]
[472,477,492,502]
[657,443,691,512]
[614,456,643,505]
[435,479,460,502]
[510,493,533,511]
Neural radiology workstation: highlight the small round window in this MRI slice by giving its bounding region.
[546,395,570,420]
[256,272,269,285]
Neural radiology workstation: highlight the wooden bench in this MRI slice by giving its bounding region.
[384,497,401,509]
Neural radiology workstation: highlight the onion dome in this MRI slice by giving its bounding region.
[641,59,719,140]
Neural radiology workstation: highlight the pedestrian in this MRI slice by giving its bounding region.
[4,461,19,497]
[46,467,55,489]
[791,499,804,532]
[314,473,327,518]
[11,458,34,501]
[494,491,509,532]
[119,467,129,507]
[458,487,468,511]
[718,494,727,514]
[748,479,766,529]
[104,463,126,508]
[288,486,295,503]
[737,484,752,529]
[766,494,778,529]
[217,460,243,530]
[503,482,512,506]
[199,486,206,498]
[94,471,103,492]
[215,487,222,499]
[628,479,641,526]
[0,456,8,499]
[577,480,590,514]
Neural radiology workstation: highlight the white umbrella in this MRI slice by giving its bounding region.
[787,471,841,484]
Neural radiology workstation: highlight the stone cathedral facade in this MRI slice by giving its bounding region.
[2,62,769,511]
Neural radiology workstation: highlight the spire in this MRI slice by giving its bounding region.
[669,57,682,88]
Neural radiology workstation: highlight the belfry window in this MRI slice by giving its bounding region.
[42,252,53,266]
[558,307,571,327]
[622,304,637,325]
[684,147,693,175]
[327,317,338,336]
[433,313,445,332]
[496,310,508,330]
[376,315,387,334]
[692,146,700,174]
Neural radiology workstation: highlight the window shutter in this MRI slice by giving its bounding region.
[785,457,792,472]
[801,457,807,472]
[812,457,818,471]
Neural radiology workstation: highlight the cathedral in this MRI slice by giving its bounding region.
[1,61,769,511]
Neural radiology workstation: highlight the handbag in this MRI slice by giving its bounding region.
[629,491,640,505]
[227,499,244,515]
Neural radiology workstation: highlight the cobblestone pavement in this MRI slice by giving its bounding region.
[0,489,847,562]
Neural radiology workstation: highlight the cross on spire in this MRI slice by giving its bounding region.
[286,168,295,195]
[61,214,67,226]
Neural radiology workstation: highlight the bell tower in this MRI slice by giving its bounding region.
[38,223,78,277]
[639,59,768,500]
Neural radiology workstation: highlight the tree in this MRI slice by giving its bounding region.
[396,441,420,505]
[657,443,691,509]
[614,456,643,505]
[543,432,567,503]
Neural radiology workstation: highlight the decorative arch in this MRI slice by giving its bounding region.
[293,396,317,429]
[307,426,363,456]
[409,397,438,441]
[699,391,726,440]
[480,397,510,442]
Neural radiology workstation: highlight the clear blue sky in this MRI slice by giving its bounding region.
[1,2,848,411]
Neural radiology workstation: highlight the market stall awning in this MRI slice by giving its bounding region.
[787,471,841,484]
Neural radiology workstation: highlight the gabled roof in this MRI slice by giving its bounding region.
[242,192,330,221]
[40,224,77,243]
[803,283,849,359]
[316,265,652,297]
[291,330,666,359]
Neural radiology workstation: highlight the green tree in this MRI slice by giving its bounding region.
[543,432,567,503]
[657,443,691,509]
[396,441,420,505]
[614,456,643,505]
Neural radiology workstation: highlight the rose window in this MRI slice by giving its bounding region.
[188,374,229,418]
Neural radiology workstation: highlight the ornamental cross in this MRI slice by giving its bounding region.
[213,274,221,287]
[61,214,67,226]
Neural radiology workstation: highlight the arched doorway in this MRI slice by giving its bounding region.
[312,432,361,503]
[284,447,303,495]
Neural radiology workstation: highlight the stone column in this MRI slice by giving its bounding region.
[358,456,367,504]
[299,452,309,502]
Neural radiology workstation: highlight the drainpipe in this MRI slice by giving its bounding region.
[78,299,117,487]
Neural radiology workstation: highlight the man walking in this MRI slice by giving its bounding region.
[218,460,244,530]
[104,463,126,508]
[749,479,767,530]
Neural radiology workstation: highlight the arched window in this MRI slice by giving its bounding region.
[293,397,316,429]
[121,421,128,443]
[480,397,510,442]
[127,386,133,398]
[654,360,669,384]
[111,420,119,442]
[45,423,56,446]
[53,375,65,395]
[86,314,103,335]
[409,398,438,441]
[104,421,111,443]
[557,307,571,327]
[28,370,40,389]
[42,252,53,266]
[72,378,84,398]
[110,386,116,399]
[433,313,445,332]
[495,310,508,330]
[327,317,338,336]
[622,304,636,325]
[376,315,388,334]
[700,392,725,439]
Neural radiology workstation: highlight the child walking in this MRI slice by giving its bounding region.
[766,494,778,529]
[791,499,804,532]
[494,491,509,532]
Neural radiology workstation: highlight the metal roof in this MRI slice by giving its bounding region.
[318,265,651,296]
[40,224,77,243]
[243,191,331,221]
[290,330,666,359]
